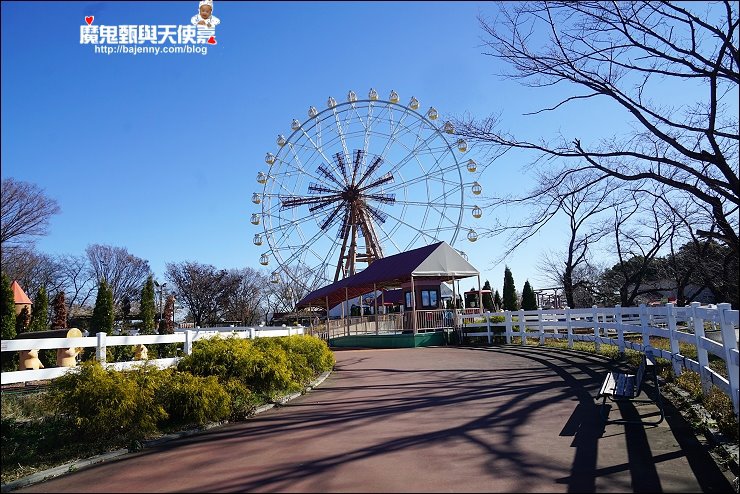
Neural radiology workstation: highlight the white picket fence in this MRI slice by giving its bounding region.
[0,325,306,386]
[460,302,739,415]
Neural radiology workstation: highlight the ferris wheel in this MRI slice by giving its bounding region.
[251,89,483,293]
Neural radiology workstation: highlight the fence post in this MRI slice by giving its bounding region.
[666,303,681,376]
[485,311,491,344]
[96,332,106,364]
[565,307,573,349]
[717,303,739,415]
[505,311,512,344]
[538,308,544,346]
[592,305,600,352]
[639,303,650,350]
[615,304,625,355]
[691,302,710,395]
[518,309,526,345]
[185,330,193,356]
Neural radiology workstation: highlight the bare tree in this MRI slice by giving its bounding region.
[602,191,677,306]
[266,265,322,317]
[1,178,60,247]
[222,268,267,326]
[85,244,151,310]
[165,261,240,327]
[0,247,62,301]
[458,2,739,260]
[496,171,615,307]
[55,254,96,317]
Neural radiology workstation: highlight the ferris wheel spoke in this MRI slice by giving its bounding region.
[296,126,342,178]
[331,108,352,170]
[385,131,445,178]
[382,164,462,194]
[375,207,444,246]
[270,220,338,268]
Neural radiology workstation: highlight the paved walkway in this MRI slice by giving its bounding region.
[18,346,735,492]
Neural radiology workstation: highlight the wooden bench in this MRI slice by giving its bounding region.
[597,349,664,425]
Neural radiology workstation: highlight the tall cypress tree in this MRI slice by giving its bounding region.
[139,276,156,335]
[91,279,115,335]
[521,280,538,310]
[16,306,31,334]
[51,291,67,329]
[482,280,494,311]
[1,274,17,371]
[159,294,175,334]
[503,266,518,311]
[493,290,502,311]
[1,274,16,341]
[30,286,49,331]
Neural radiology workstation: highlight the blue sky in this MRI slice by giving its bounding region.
[1,1,651,296]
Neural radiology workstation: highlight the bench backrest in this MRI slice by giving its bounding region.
[634,350,654,396]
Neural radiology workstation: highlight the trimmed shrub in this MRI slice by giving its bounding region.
[49,361,167,440]
[263,335,335,387]
[224,378,257,421]
[158,372,230,427]
[178,335,334,398]
[178,336,293,398]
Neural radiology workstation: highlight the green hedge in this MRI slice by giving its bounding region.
[47,335,335,440]
[177,334,335,399]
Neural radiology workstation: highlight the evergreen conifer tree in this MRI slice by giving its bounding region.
[51,291,67,329]
[159,294,175,334]
[1,275,17,371]
[493,290,502,311]
[16,306,31,334]
[482,280,494,311]
[139,276,156,335]
[30,286,48,331]
[91,279,115,335]
[521,280,538,310]
[503,266,518,311]
[1,274,16,341]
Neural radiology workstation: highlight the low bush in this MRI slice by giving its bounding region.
[224,378,257,420]
[675,370,704,401]
[158,372,230,427]
[49,361,168,440]
[178,336,293,398]
[270,335,336,386]
[703,386,738,441]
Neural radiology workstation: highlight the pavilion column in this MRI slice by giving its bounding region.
[411,275,418,335]
[373,283,379,335]
[345,287,349,337]
[451,275,457,328]
[477,274,483,314]
[326,296,330,339]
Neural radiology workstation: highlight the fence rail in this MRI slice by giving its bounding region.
[1,326,305,386]
[459,302,739,415]
[3,303,737,416]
